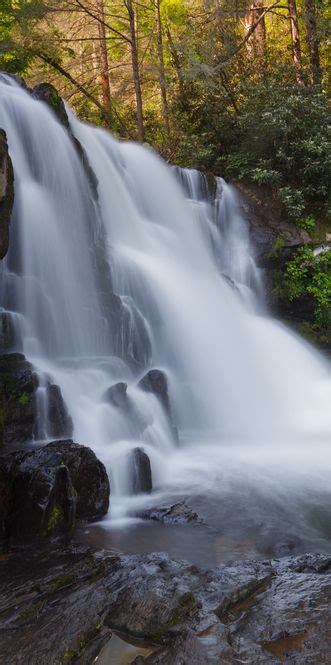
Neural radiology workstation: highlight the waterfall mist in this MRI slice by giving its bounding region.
[0,75,330,559]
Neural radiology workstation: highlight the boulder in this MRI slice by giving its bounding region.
[46,383,73,439]
[138,369,170,415]
[46,440,110,520]
[138,369,178,442]
[129,447,152,494]
[0,128,14,259]
[102,382,128,409]
[0,440,110,546]
[0,353,37,446]
[7,447,75,544]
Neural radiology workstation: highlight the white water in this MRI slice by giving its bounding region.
[0,76,330,542]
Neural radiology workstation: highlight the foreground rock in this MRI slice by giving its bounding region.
[0,548,329,663]
[0,440,109,547]
[0,128,14,259]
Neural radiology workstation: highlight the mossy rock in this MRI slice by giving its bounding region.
[0,128,14,259]
[0,353,37,446]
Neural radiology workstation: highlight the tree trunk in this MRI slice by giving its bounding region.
[243,9,254,56]
[127,0,144,142]
[95,0,111,117]
[155,0,170,138]
[288,0,303,85]
[304,0,321,84]
[252,0,267,59]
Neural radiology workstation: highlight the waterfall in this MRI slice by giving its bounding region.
[0,76,330,527]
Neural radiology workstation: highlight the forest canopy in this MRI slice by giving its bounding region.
[0,1,329,217]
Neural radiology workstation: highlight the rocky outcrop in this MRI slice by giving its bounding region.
[46,383,73,439]
[0,129,14,259]
[0,353,37,446]
[32,83,70,128]
[0,548,329,663]
[235,182,311,266]
[0,440,109,547]
[129,447,152,494]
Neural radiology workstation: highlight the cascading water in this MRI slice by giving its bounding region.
[0,75,330,558]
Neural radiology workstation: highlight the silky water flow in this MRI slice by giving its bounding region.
[0,75,330,563]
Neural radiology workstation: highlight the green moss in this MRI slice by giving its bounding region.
[61,623,102,663]
[49,573,75,591]
[269,236,285,259]
[46,504,63,533]
[19,605,37,621]
[18,391,29,406]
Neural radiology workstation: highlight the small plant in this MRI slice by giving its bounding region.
[296,215,316,232]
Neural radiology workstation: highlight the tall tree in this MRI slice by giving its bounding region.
[126,0,145,141]
[304,0,321,84]
[288,0,303,84]
[252,0,267,59]
[95,0,111,117]
[155,0,170,138]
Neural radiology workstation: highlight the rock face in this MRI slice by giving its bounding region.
[32,83,70,128]
[129,447,152,494]
[46,383,73,439]
[0,129,14,259]
[0,353,37,446]
[0,311,22,353]
[235,182,311,266]
[0,549,329,664]
[0,440,110,547]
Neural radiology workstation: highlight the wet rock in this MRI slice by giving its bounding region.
[0,128,14,259]
[46,440,110,520]
[133,631,206,664]
[0,457,10,545]
[0,550,330,663]
[129,447,152,494]
[32,83,70,128]
[102,381,128,408]
[138,501,199,524]
[0,311,22,352]
[7,446,75,545]
[138,369,170,414]
[138,369,178,442]
[0,353,37,446]
[0,440,109,546]
[46,383,73,439]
